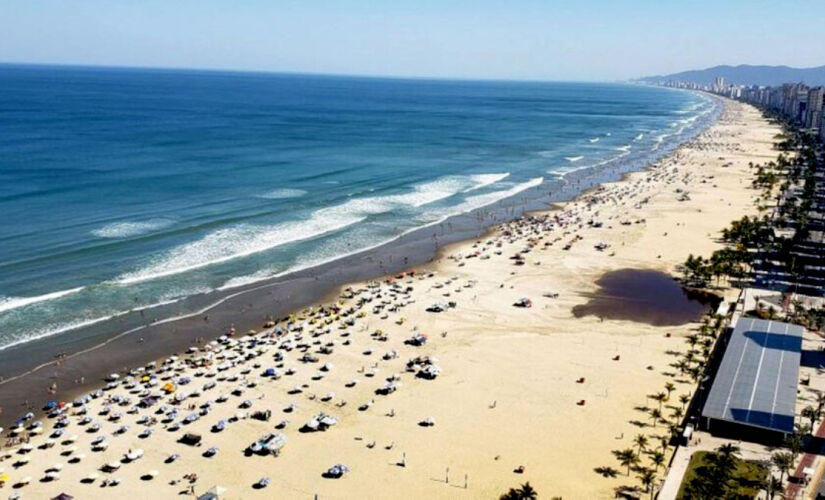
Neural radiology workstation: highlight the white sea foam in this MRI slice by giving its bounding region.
[651,133,670,151]
[453,177,544,214]
[0,287,84,314]
[383,177,476,207]
[676,102,704,114]
[616,145,631,152]
[565,156,584,163]
[0,316,114,352]
[115,210,367,285]
[634,133,644,141]
[218,270,277,291]
[0,288,211,352]
[115,174,497,284]
[216,177,545,294]
[258,188,308,200]
[92,219,174,238]
[465,173,510,192]
[589,137,600,143]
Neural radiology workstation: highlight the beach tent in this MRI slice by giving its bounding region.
[179,433,202,446]
[197,486,227,500]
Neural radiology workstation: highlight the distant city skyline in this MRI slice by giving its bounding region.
[1,0,822,81]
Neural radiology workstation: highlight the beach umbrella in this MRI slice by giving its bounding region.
[16,456,29,465]
[51,494,73,500]
[85,472,99,482]
[0,472,9,483]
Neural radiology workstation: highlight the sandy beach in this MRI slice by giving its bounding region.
[0,98,782,499]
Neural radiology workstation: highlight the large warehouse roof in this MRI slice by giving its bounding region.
[702,317,803,434]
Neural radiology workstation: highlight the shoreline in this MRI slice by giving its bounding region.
[0,91,720,423]
[0,98,784,499]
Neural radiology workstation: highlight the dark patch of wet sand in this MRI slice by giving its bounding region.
[572,269,719,326]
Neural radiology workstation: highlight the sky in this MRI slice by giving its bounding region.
[1,0,822,81]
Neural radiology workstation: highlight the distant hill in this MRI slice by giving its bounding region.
[637,64,825,87]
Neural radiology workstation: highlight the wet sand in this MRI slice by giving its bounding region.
[572,269,719,326]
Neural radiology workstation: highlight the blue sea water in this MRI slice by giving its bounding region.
[0,65,716,350]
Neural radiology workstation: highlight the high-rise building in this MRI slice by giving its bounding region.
[820,111,825,142]
[713,76,725,93]
[805,87,824,130]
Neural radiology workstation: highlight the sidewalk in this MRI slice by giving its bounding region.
[785,418,825,499]
[658,445,692,500]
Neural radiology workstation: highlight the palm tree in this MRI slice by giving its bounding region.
[594,466,619,478]
[784,432,804,459]
[650,450,666,471]
[634,434,649,455]
[717,443,740,459]
[636,466,656,494]
[679,393,691,409]
[649,408,662,428]
[499,482,538,500]
[671,406,684,424]
[664,382,676,400]
[760,473,783,500]
[803,405,819,430]
[613,448,639,476]
[771,451,794,487]
[687,365,702,382]
[651,392,667,411]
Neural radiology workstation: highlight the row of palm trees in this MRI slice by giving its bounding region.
[681,124,824,295]
[678,116,825,498]
[602,306,729,497]
[602,117,823,497]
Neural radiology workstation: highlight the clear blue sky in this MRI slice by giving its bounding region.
[1,0,821,81]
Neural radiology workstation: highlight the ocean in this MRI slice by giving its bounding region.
[0,65,717,351]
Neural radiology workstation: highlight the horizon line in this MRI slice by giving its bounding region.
[0,60,635,85]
